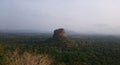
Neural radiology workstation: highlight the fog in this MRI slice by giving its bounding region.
[0,0,120,35]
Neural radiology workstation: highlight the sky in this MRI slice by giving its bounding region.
[0,0,120,35]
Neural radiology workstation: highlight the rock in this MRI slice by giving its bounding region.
[53,28,67,38]
[45,28,78,47]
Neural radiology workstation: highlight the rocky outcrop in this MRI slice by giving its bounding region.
[45,28,78,47]
[53,28,67,38]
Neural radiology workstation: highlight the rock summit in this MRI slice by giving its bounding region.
[53,28,67,38]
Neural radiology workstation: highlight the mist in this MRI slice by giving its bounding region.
[0,0,120,35]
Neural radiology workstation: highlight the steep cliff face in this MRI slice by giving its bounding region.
[53,28,67,38]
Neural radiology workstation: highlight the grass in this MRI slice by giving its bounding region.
[5,49,53,65]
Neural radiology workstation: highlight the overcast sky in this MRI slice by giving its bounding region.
[0,0,120,35]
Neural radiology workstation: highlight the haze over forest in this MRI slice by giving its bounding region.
[0,0,120,35]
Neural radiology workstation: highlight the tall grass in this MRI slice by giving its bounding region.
[5,49,53,65]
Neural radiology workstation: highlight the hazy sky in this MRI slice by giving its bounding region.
[0,0,120,35]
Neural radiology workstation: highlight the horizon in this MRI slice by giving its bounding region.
[0,29,120,36]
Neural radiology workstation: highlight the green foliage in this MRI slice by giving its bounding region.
[0,47,6,65]
[0,54,6,65]
[0,34,120,65]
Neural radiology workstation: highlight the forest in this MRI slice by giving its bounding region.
[0,33,120,65]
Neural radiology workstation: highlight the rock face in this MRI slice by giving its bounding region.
[53,28,67,38]
[45,28,78,47]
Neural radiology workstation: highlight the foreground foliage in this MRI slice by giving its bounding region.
[0,34,120,65]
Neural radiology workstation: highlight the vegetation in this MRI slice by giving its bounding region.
[0,33,120,65]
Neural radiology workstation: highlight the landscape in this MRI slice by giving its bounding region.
[0,28,120,65]
[1,0,120,65]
